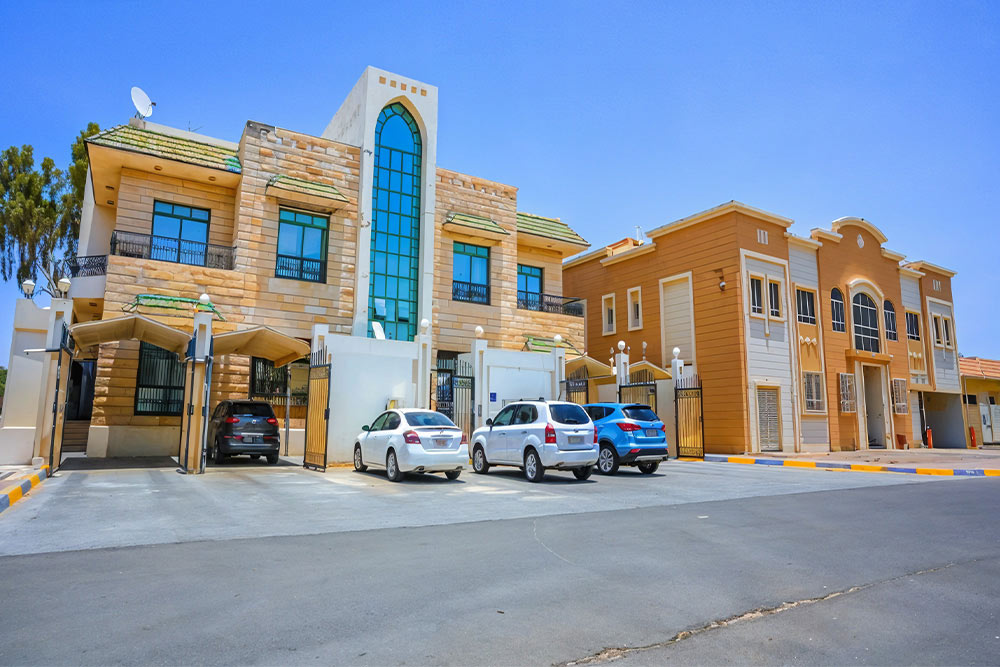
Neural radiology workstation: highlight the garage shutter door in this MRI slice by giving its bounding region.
[757,387,780,452]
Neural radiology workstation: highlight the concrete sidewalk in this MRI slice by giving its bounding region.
[704,448,1000,476]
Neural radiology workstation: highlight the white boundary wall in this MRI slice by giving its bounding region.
[468,339,565,427]
[0,299,51,464]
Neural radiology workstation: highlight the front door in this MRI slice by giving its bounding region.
[862,366,886,449]
[756,387,780,452]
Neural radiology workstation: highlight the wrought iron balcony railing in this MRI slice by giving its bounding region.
[65,255,109,277]
[275,254,326,283]
[110,230,236,270]
[452,280,490,305]
[517,291,584,317]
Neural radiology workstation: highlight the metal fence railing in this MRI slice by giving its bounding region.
[66,255,109,277]
[452,280,490,305]
[110,231,236,270]
[517,291,584,317]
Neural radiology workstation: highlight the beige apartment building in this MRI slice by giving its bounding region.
[564,201,964,455]
[0,67,588,463]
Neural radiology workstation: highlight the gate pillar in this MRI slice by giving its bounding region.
[550,341,566,401]
[471,333,488,429]
[416,319,432,410]
[614,341,629,391]
[666,347,683,458]
[180,310,213,474]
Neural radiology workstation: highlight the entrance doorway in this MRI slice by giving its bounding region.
[862,366,886,449]
[756,387,780,452]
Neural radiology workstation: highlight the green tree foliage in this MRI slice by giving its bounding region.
[0,366,6,400]
[0,123,100,295]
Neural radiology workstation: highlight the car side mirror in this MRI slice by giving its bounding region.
[486,418,493,428]
[362,425,370,432]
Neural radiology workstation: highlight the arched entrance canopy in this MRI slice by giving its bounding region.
[627,359,672,381]
[70,314,191,358]
[566,355,615,384]
[212,327,310,367]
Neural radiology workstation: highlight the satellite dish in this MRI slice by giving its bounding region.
[130,86,155,118]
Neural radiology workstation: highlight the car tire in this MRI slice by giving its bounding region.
[638,461,660,474]
[524,448,545,483]
[353,444,368,472]
[472,445,490,474]
[598,443,619,475]
[213,440,226,465]
[573,465,593,480]
[445,470,461,481]
[266,453,278,465]
[386,449,404,482]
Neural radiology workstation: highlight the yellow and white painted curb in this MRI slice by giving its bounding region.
[1,465,51,514]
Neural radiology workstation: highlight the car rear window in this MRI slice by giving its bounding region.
[549,404,590,425]
[230,403,274,417]
[622,406,659,422]
[405,411,457,427]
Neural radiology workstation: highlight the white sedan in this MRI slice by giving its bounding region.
[353,409,468,482]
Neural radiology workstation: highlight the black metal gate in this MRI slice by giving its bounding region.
[303,347,330,471]
[561,378,589,404]
[674,374,704,458]
[48,323,74,472]
[435,355,475,440]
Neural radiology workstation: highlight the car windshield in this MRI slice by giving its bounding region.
[230,403,274,417]
[622,406,659,422]
[405,411,457,427]
[549,404,589,425]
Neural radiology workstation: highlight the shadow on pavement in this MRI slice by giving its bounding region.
[58,456,179,470]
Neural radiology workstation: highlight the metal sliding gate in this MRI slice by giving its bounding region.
[303,347,330,471]
[674,374,704,458]
[435,356,475,440]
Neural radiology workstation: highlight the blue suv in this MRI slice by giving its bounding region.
[583,403,669,475]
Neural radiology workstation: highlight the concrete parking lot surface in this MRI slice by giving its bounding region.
[0,457,945,556]
[0,459,996,666]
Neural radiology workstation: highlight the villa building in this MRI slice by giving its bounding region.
[0,67,588,463]
[563,201,964,454]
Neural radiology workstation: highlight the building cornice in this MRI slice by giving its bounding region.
[647,201,793,239]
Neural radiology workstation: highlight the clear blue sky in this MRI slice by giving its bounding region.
[1,0,997,365]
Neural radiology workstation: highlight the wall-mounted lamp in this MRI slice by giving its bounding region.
[719,279,726,291]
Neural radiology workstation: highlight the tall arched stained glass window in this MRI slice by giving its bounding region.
[369,103,422,341]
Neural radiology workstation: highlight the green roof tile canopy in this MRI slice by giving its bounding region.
[444,212,509,237]
[522,334,583,356]
[87,124,242,173]
[267,174,349,202]
[516,212,588,247]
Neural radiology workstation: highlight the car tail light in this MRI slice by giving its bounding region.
[403,430,421,445]
[630,448,640,454]
[661,423,667,432]
[266,417,278,425]
[545,423,557,444]
[616,422,641,432]
[461,432,468,445]
[594,425,598,443]
[225,417,239,424]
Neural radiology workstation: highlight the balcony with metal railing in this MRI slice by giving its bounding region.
[517,290,584,317]
[109,230,237,270]
[452,280,490,305]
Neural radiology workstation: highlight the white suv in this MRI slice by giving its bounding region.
[470,400,598,482]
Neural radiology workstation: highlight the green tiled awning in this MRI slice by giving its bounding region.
[267,174,349,203]
[522,334,582,355]
[516,212,588,247]
[87,124,241,173]
[444,212,509,237]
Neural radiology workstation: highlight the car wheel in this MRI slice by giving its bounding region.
[445,470,461,481]
[386,449,404,482]
[249,454,260,460]
[266,453,278,465]
[353,444,368,472]
[213,440,226,464]
[598,444,619,475]
[573,465,593,480]
[472,445,490,474]
[524,448,545,483]
[638,461,660,474]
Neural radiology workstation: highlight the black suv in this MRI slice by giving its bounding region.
[208,400,280,464]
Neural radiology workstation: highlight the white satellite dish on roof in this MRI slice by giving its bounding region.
[130,86,155,119]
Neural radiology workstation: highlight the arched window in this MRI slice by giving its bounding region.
[830,288,846,332]
[883,300,897,341]
[852,293,880,352]
[369,103,422,341]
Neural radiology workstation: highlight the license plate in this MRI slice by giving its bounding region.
[645,429,660,437]
[568,435,583,444]
[245,436,261,444]
[434,438,449,448]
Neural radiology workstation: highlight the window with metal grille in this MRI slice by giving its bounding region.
[884,300,897,341]
[452,242,490,304]
[891,378,908,414]
[276,208,328,283]
[135,342,185,416]
[839,373,857,413]
[831,288,846,332]
[768,281,782,319]
[852,293,880,353]
[802,372,824,411]
[749,277,763,315]
[906,312,921,341]
[796,289,816,325]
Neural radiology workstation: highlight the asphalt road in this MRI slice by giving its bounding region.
[0,467,997,665]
